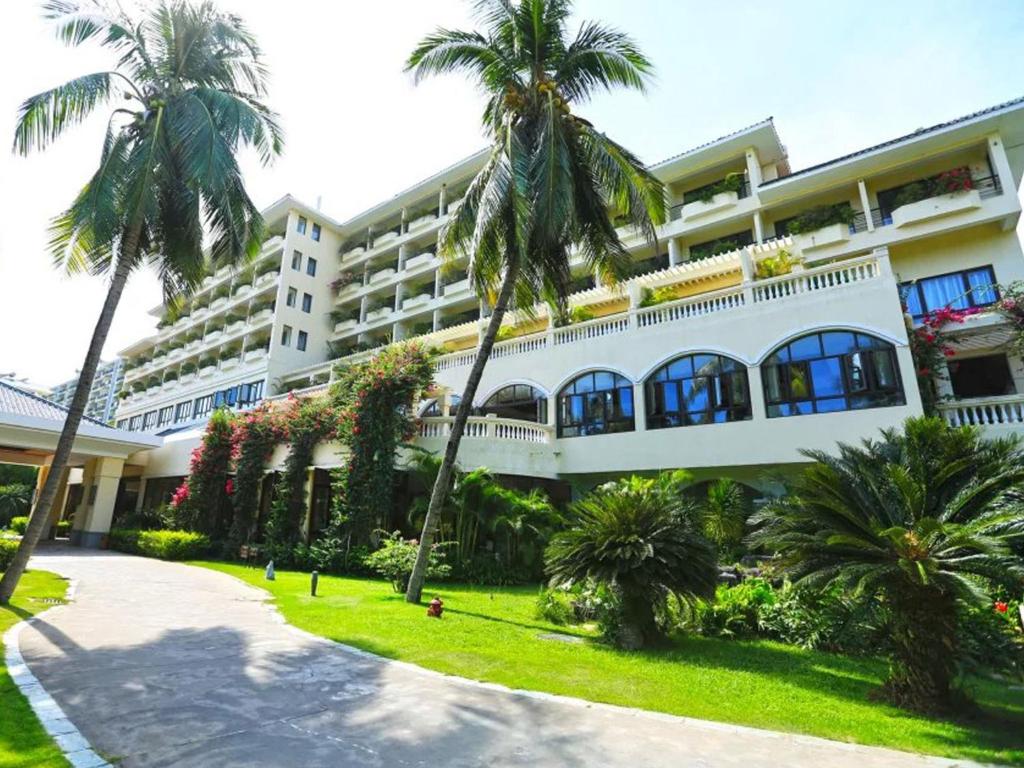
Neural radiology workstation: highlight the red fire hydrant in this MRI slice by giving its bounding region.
[427,596,444,618]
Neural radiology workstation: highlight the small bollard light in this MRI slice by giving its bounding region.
[311,570,319,597]
[265,559,275,581]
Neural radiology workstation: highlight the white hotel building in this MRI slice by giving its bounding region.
[73,95,1024,542]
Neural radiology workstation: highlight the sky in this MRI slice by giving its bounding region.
[2,0,1024,387]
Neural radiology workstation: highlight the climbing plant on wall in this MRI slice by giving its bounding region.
[264,394,339,552]
[331,342,435,541]
[225,404,287,555]
[170,408,235,538]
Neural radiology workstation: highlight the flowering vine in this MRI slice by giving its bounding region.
[225,403,287,555]
[170,408,235,537]
[906,306,982,414]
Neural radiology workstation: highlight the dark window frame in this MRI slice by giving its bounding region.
[306,257,318,277]
[645,354,752,429]
[479,384,548,423]
[557,371,635,438]
[899,265,998,320]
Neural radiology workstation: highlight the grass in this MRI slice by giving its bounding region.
[0,570,69,768]
[197,561,1024,765]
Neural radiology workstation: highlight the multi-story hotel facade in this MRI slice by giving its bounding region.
[88,95,1024,539]
[48,358,125,425]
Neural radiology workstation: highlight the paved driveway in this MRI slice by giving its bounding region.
[17,547,978,767]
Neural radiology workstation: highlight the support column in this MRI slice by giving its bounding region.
[753,211,765,244]
[744,148,763,196]
[747,365,767,421]
[857,179,874,232]
[987,133,1016,198]
[45,466,71,539]
[71,456,125,549]
[70,458,96,542]
[631,380,647,433]
[439,184,448,217]
[668,237,682,267]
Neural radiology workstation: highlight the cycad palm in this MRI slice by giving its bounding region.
[545,475,717,649]
[750,417,1024,712]
[404,0,665,603]
[0,0,280,604]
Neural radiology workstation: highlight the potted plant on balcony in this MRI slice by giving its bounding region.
[225,311,246,333]
[180,361,198,382]
[211,284,231,307]
[787,203,855,251]
[131,380,146,394]
[889,166,978,227]
[755,248,796,279]
[639,285,679,308]
[220,344,242,369]
[244,335,270,362]
[198,355,218,377]
[145,376,161,393]
[256,260,280,281]
[250,298,275,321]
[679,172,746,220]
[164,370,179,384]
[552,305,597,327]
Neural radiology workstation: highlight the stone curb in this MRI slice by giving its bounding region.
[3,579,112,768]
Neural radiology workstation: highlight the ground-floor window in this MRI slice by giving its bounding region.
[762,330,905,417]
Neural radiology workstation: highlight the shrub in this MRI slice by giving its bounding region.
[55,521,71,538]
[689,578,777,639]
[754,249,795,279]
[957,600,1024,678]
[787,203,855,235]
[0,483,32,527]
[365,531,451,592]
[545,473,717,649]
[9,516,29,535]
[109,528,210,560]
[639,285,678,308]
[0,539,18,571]
[536,587,576,625]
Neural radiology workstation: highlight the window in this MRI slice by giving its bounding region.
[291,251,303,271]
[296,216,307,235]
[142,410,158,430]
[306,257,317,277]
[297,330,308,351]
[762,331,905,418]
[193,394,214,418]
[213,386,239,408]
[157,406,174,427]
[302,293,313,313]
[645,354,750,429]
[281,325,292,346]
[174,401,192,423]
[478,384,547,423]
[557,371,635,438]
[422,394,460,417]
[128,414,142,431]
[900,266,998,320]
[238,380,264,407]
[116,418,128,430]
[949,354,1016,398]
[286,287,297,307]
[311,223,321,242]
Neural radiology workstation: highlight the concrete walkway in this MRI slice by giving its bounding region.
[17,547,981,768]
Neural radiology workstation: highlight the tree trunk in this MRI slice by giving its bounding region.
[0,225,140,605]
[405,260,521,603]
[884,586,959,712]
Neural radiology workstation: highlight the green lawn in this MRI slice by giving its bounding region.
[198,561,1024,765]
[0,570,69,768]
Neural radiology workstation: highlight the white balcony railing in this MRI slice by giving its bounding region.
[417,416,553,444]
[937,395,1024,427]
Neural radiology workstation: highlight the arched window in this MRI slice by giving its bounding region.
[762,330,904,417]
[645,353,750,429]
[421,394,461,417]
[478,384,547,423]
[557,371,634,438]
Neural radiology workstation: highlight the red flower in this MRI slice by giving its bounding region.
[225,478,234,495]
[995,601,1009,614]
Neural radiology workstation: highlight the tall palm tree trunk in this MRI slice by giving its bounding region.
[0,225,140,605]
[405,259,521,603]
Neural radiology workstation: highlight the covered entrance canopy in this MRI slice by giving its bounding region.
[0,381,160,547]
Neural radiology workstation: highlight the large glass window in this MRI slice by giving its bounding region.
[478,384,547,423]
[762,331,905,418]
[646,354,750,429]
[900,266,998,320]
[557,371,634,438]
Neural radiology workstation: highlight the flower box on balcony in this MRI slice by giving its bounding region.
[370,267,396,284]
[404,252,435,271]
[168,347,184,360]
[199,364,217,378]
[255,271,277,287]
[408,213,437,231]
[249,308,273,325]
[445,196,463,214]
[192,307,209,320]
[333,318,358,333]
[210,296,227,311]
[179,372,196,384]
[205,329,223,343]
[215,265,231,280]
[680,191,739,221]
[366,306,392,322]
[402,293,432,310]
[343,245,365,260]
[225,320,246,336]
[444,278,471,296]
[891,189,982,228]
[233,284,252,298]
[373,231,399,249]
[221,357,239,371]
[792,222,850,253]
[244,348,268,363]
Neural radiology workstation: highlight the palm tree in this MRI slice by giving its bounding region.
[403,0,666,603]
[545,474,717,649]
[700,478,750,558]
[0,0,281,604]
[750,416,1024,713]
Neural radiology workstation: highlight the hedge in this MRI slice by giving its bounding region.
[0,539,17,571]
[9,516,28,535]
[108,529,210,561]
